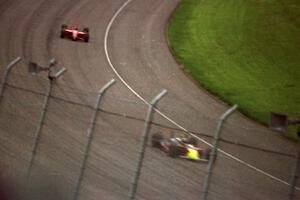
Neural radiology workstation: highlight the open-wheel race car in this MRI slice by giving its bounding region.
[151,132,211,162]
[60,24,89,42]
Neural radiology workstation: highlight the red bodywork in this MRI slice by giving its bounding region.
[60,25,89,42]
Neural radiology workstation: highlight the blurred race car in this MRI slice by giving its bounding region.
[60,24,89,42]
[151,132,211,162]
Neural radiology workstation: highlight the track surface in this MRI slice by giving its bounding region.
[0,0,299,199]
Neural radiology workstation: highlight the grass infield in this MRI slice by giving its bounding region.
[168,0,300,138]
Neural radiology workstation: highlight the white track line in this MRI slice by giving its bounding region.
[104,0,299,191]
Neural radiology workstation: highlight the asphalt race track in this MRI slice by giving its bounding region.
[0,0,299,199]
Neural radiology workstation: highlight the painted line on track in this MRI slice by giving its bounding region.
[103,0,299,191]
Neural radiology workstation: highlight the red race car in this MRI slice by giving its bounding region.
[151,132,211,162]
[60,24,89,42]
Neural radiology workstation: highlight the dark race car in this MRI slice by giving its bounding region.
[60,24,89,42]
[151,132,211,162]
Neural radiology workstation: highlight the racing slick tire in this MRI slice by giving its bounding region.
[168,141,180,157]
[184,137,198,146]
[60,31,65,38]
[151,132,163,148]
[60,24,67,38]
[83,28,89,33]
[201,148,211,161]
[84,35,89,43]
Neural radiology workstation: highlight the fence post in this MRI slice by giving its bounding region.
[26,67,67,180]
[0,57,22,101]
[288,128,300,200]
[202,104,238,200]
[128,89,168,200]
[72,79,116,200]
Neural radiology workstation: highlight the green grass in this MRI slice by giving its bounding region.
[168,0,300,138]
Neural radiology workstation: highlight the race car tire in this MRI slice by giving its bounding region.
[168,141,180,157]
[61,25,67,38]
[83,28,89,33]
[201,148,211,160]
[84,36,89,43]
[60,31,65,38]
[185,137,197,146]
[151,132,163,148]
